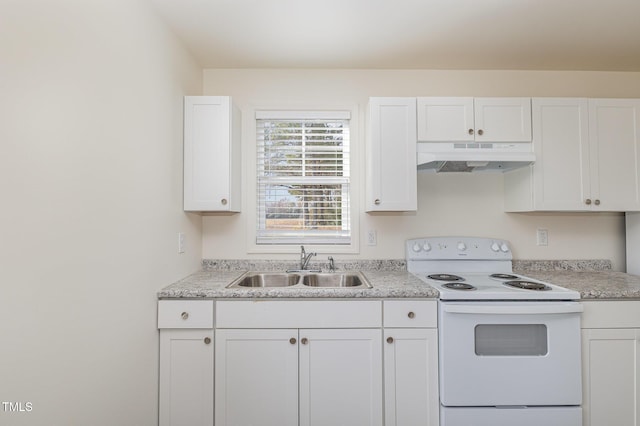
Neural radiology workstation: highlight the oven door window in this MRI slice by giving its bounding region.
[474,324,548,356]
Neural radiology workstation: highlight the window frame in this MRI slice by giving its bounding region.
[245,103,360,255]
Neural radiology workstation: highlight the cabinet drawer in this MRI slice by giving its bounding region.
[383,300,437,328]
[216,300,382,328]
[581,300,640,329]
[158,300,214,329]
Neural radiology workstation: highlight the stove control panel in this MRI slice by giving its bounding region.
[406,237,512,261]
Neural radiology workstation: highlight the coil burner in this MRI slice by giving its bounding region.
[428,274,464,282]
[503,280,552,291]
[490,273,519,280]
[442,282,476,291]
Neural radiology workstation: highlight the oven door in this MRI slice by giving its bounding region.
[439,301,583,407]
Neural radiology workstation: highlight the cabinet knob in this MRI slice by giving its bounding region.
[477,129,484,136]
[180,312,189,320]
[585,198,592,205]
[407,311,415,319]
[387,337,394,344]
[221,198,228,205]
[374,199,381,205]
[204,337,211,345]
[595,199,601,206]
[290,338,297,345]
[468,128,474,135]
[301,338,308,345]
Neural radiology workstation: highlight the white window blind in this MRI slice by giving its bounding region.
[256,111,351,245]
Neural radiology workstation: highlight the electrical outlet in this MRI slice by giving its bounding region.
[367,230,377,246]
[178,232,185,254]
[536,229,548,246]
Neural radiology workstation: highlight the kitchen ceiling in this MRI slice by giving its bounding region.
[149,0,640,71]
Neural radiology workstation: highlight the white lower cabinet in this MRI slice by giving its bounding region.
[214,329,299,426]
[581,301,640,426]
[383,300,439,426]
[158,300,215,426]
[215,328,383,426]
[159,299,440,426]
[215,300,384,426]
[299,328,383,426]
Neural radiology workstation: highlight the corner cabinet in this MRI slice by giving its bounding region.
[417,97,531,142]
[158,300,214,426]
[581,301,640,426]
[505,98,640,212]
[367,97,417,212]
[183,96,241,212]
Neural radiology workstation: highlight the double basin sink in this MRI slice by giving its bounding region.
[227,271,372,289]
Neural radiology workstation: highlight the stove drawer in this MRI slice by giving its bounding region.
[384,300,437,328]
[441,405,582,426]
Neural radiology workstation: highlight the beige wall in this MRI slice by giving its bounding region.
[0,1,202,425]
[202,69,640,270]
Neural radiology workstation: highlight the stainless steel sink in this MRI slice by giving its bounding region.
[226,271,372,289]
[303,272,372,288]
[227,272,300,288]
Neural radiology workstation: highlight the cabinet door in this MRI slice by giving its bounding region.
[215,329,298,426]
[384,328,439,426]
[582,328,640,426]
[589,99,640,211]
[474,98,532,142]
[159,329,214,426]
[184,96,241,212]
[367,97,417,211]
[299,328,383,426]
[531,98,591,210]
[417,97,474,142]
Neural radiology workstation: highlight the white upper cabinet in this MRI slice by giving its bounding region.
[367,97,417,212]
[183,96,241,212]
[505,98,640,212]
[417,97,532,143]
[589,99,640,211]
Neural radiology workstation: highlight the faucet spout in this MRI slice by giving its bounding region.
[300,245,316,270]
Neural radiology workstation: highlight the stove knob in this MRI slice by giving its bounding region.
[500,243,510,253]
[412,243,422,252]
[491,242,500,252]
[423,242,431,252]
[457,242,467,251]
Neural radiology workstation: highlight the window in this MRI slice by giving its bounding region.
[256,110,351,245]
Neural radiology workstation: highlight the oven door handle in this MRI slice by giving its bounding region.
[442,303,584,315]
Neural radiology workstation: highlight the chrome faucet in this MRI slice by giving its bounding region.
[286,246,321,273]
[300,245,317,270]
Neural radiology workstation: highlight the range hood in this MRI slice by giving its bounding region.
[417,142,535,173]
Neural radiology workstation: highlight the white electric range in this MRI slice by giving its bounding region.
[406,237,582,426]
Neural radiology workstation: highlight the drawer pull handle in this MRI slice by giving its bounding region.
[204,337,211,345]
[585,198,592,205]
[595,199,601,206]
[221,198,228,205]
[374,199,381,205]
[290,338,297,345]
[407,311,415,319]
[181,312,189,320]
[468,128,474,135]
[477,129,484,136]
[387,337,394,344]
[301,338,308,345]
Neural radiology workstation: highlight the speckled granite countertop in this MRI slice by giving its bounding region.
[516,271,640,300]
[158,259,640,300]
[158,269,437,299]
